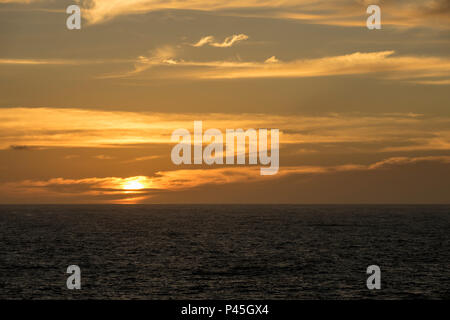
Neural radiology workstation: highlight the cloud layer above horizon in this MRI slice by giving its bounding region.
[0,0,449,203]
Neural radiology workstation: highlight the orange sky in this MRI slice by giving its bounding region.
[0,0,449,203]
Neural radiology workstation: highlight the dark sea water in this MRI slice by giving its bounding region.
[0,205,449,299]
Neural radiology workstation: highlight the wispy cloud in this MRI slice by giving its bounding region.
[0,58,82,65]
[103,50,450,84]
[131,155,161,161]
[7,50,449,85]
[0,0,39,3]
[368,155,450,169]
[98,46,178,79]
[0,58,131,65]
[4,0,449,28]
[121,155,161,164]
[191,51,450,82]
[192,34,249,48]
[191,36,214,48]
[77,0,450,28]
[412,79,450,85]
[94,154,115,160]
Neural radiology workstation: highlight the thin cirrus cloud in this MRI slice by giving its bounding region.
[192,34,249,48]
[0,0,38,2]
[3,0,448,28]
[1,107,450,153]
[190,51,450,82]
[2,156,450,203]
[103,50,450,85]
[5,50,448,86]
[71,0,450,28]
[0,58,84,65]
[0,58,132,65]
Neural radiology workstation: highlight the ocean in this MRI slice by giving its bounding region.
[0,205,449,299]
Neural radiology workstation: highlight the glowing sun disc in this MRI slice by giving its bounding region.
[123,180,145,190]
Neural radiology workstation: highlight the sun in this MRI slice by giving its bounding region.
[122,180,145,190]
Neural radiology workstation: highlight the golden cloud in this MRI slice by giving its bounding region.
[1,107,450,152]
[104,50,450,85]
[2,155,449,203]
[192,34,249,48]
[79,0,450,28]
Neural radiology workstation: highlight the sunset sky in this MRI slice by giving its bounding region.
[0,0,449,204]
